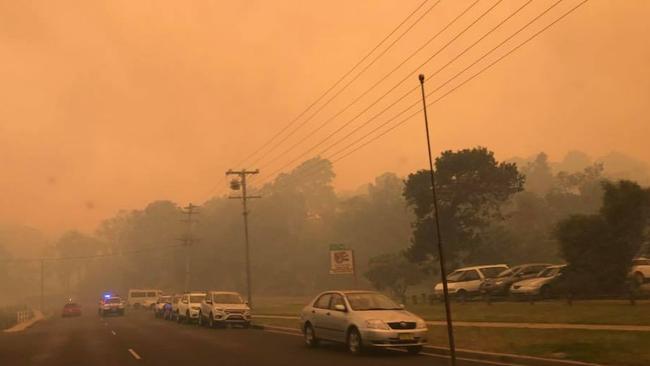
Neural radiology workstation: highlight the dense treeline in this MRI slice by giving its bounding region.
[1,148,649,302]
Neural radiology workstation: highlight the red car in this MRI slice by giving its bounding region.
[62,303,82,317]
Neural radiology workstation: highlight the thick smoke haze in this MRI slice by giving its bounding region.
[1,0,649,233]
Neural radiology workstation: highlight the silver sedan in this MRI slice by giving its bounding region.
[300,291,428,354]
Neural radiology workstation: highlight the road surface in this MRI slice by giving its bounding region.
[0,309,517,366]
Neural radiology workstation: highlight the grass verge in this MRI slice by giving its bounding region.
[252,317,650,366]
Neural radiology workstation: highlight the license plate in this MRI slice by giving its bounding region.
[398,333,414,340]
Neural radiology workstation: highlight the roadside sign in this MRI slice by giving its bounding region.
[329,244,354,275]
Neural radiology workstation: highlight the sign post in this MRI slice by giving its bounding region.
[329,244,357,288]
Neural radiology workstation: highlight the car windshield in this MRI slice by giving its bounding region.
[496,267,517,277]
[446,270,465,282]
[539,267,561,278]
[190,295,205,303]
[345,293,401,311]
[481,267,508,278]
[213,294,244,304]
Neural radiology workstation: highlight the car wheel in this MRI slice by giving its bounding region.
[456,290,467,303]
[347,327,363,354]
[540,285,551,300]
[407,346,423,355]
[634,272,645,286]
[304,323,319,348]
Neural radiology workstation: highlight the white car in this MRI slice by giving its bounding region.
[98,296,125,317]
[434,264,509,301]
[198,291,251,328]
[630,257,650,285]
[510,265,567,298]
[300,291,428,354]
[176,292,206,323]
[154,295,171,318]
[127,289,162,309]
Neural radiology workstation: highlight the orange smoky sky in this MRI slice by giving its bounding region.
[1,0,649,234]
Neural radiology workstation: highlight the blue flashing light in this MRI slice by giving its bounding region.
[103,294,111,299]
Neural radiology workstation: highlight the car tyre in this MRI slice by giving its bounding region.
[198,312,204,327]
[304,323,319,348]
[634,272,645,286]
[540,285,551,300]
[347,327,363,354]
[456,290,467,303]
[407,346,423,355]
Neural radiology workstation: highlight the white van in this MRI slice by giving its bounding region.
[127,289,162,309]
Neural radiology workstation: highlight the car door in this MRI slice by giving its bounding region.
[310,294,333,340]
[463,269,483,293]
[323,294,349,343]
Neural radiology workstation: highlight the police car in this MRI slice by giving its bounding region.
[98,294,126,317]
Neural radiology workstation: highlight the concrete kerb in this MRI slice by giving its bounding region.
[3,310,44,333]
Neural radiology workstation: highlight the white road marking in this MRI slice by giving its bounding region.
[111,330,116,336]
[128,348,142,360]
[264,329,302,337]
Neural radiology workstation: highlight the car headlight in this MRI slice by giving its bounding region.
[416,319,427,329]
[365,319,390,330]
[214,307,225,313]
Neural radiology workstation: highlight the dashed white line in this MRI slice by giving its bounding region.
[111,330,116,336]
[128,348,142,360]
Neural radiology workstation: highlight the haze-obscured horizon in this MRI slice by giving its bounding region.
[2,0,649,234]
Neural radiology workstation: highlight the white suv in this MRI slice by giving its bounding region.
[176,292,206,324]
[434,264,509,301]
[198,291,251,328]
[630,257,650,285]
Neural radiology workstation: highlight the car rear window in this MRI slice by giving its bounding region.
[480,267,508,278]
[107,298,122,304]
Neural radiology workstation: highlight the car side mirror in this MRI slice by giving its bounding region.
[333,304,346,312]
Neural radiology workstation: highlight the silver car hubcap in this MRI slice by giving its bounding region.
[349,332,360,353]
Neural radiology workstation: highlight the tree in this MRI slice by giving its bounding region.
[404,147,524,266]
[556,180,650,295]
[523,153,555,195]
[364,252,426,303]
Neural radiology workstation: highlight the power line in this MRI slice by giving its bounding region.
[254,0,483,177]
[253,0,503,183]
[244,0,446,170]
[233,0,435,169]
[260,0,589,186]
[257,0,534,183]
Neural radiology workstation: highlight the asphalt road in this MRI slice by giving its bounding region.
[0,309,501,366]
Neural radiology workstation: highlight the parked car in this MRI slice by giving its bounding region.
[176,292,206,323]
[510,265,567,299]
[434,264,509,301]
[630,257,650,285]
[480,263,553,296]
[300,291,428,355]
[170,294,182,321]
[61,302,82,317]
[127,289,162,309]
[98,296,125,317]
[154,295,171,318]
[164,294,180,320]
[199,291,251,328]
